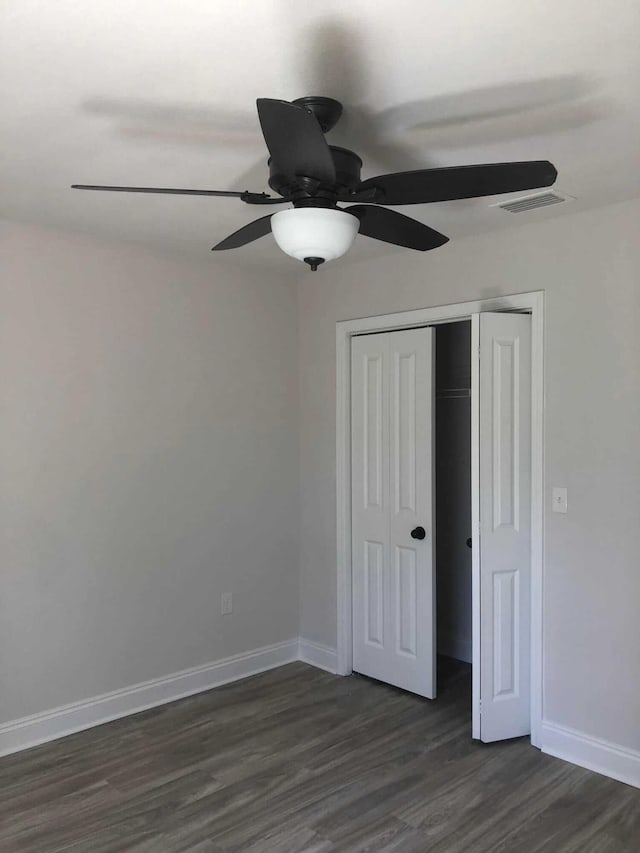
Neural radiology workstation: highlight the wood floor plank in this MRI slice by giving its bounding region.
[0,660,638,853]
[316,815,429,852]
[490,772,633,853]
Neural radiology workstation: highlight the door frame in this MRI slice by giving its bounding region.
[336,290,545,747]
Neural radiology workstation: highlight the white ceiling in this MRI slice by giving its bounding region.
[2,0,639,271]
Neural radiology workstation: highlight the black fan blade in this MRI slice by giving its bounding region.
[211,215,273,251]
[71,185,287,204]
[351,161,557,205]
[256,99,336,185]
[347,205,448,251]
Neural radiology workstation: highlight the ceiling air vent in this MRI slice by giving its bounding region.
[494,191,573,214]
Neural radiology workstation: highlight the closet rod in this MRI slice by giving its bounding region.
[436,388,471,399]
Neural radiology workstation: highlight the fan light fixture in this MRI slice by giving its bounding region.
[270,207,359,270]
[71,96,558,271]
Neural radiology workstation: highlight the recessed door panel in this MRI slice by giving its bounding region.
[492,569,519,699]
[492,338,520,531]
[364,355,384,509]
[365,541,384,647]
[395,546,417,658]
[394,352,417,514]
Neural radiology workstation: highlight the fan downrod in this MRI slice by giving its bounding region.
[292,97,343,133]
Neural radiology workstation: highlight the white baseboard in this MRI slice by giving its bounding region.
[0,638,298,758]
[12,641,637,794]
[297,638,338,674]
[542,721,640,789]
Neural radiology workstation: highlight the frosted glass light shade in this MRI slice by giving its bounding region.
[271,207,359,263]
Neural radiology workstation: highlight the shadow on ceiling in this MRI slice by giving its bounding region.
[78,18,610,195]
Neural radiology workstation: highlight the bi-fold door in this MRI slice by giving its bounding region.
[473,312,532,741]
[350,313,532,741]
[351,327,436,698]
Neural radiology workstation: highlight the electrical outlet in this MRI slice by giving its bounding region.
[552,487,568,514]
[221,592,233,615]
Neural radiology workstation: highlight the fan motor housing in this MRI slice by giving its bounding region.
[268,146,362,203]
[291,96,343,133]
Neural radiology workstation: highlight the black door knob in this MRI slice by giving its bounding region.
[410,526,426,540]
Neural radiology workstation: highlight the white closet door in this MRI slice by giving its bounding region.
[473,312,532,742]
[351,328,435,698]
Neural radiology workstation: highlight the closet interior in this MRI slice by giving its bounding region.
[435,321,472,679]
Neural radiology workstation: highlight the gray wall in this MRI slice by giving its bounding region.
[3,198,640,760]
[435,322,472,664]
[0,221,300,723]
[298,198,640,752]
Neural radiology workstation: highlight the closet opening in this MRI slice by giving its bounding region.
[339,293,542,743]
[435,321,472,695]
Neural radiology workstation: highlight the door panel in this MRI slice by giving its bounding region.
[395,545,418,657]
[352,328,435,698]
[473,313,531,742]
[365,540,384,646]
[394,350,417,513]
[364,354,384,509]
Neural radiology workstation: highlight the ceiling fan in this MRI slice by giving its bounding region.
[72,96,557,271]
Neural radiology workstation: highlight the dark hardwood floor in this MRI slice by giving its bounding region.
[1,660,638,852]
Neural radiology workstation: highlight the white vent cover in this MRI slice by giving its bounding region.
[493,191,573,214]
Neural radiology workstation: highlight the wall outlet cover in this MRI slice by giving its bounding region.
[552,487,568,514]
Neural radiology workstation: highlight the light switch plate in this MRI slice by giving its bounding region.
[552,487,568,514]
